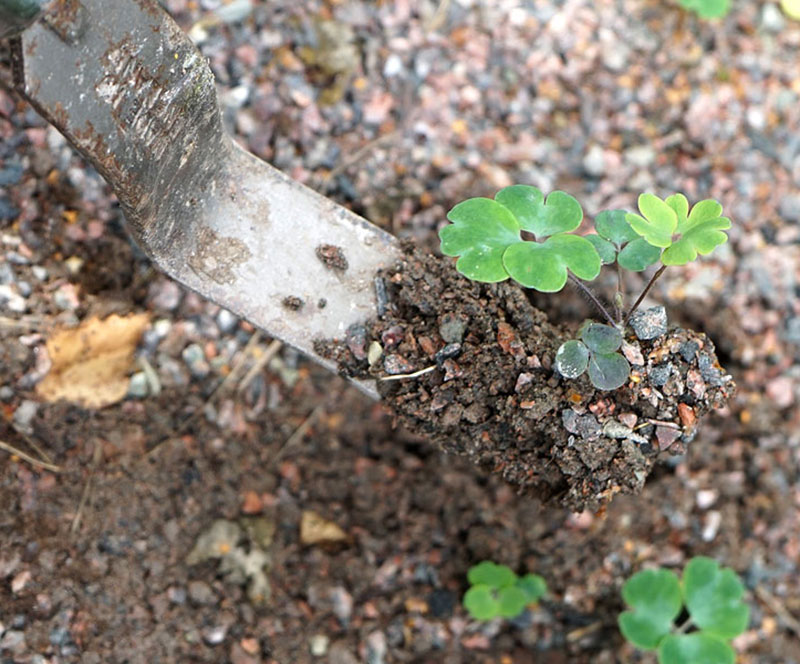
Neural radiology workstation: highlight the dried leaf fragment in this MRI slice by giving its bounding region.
[300,510,348,546]
[36,313,150,409]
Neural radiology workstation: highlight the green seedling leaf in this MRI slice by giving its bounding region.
[468,561,516,589]
[677,0,731,19]
[618,237,661,271]
[626,193,678,248]
[440,198,522,282]
[627,193,730,265]
[619,568,682,650]
[586,234,617,264]
[502,234,601,292]
[581,323,623,354]
[665,193,689,228]
[497,586,529,618]
[555,340,590,379]
[683,557,749,639]
[658,633,735,664]
[662,216,731,266]
[516,574,547,604]
[496,185,582,239]
[588,352,630,391]
[463,585,499,621]
[595,209,639,247]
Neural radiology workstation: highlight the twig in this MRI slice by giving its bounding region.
[1,413,54,465]
[70,440,103,535]
[270,404,325,467]
[565,621,602,643]
[756,586,800,640]
[640,418,681,431]
[146,331,264,455]
[237,339,283,394]
[567,274,617,327]
[624,265,667,327]
[378,366,437,382]
[0,440,62,473]
[0,315,45,332]
[323,131,400,186]
[70,475,93,534]
[424,0,450,32]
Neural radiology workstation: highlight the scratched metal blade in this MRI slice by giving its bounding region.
[12,0,400,397]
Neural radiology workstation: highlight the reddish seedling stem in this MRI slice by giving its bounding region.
[624,265,668,327]
[567,273,617,327]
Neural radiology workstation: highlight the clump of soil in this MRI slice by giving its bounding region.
[321,245,735,512]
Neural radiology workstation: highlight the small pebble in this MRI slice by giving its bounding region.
[629,306,668,340]
[127,372,149,399]
[383,354,413,375]
[202,625,228,646]
[345,324,367,361]
[603,420,632,439]
[216,308,239,334]
[12,399,38,434]
[365,631,387,664]
[0,284,26,312]
[438,313,466,344]
[582,145,605,177]
[309,634,329,656]
[330,586,353,625]
[760,3,785,32]
[0,262,14,284]
[182,343,210,378]
[188,580,217,606]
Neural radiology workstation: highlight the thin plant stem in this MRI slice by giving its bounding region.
[623,265,667,327]
[614,262,624,322]
[567,274,617,327]
[675,617,694,635]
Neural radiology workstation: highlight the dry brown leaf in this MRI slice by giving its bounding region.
[300,510,347,546]
[36,313,150,409]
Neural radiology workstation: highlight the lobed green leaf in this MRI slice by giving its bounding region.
[627,194,678,248]
[468,561,517,588]
[677,0,731,19]
[463,585,500,621]
[595,209,639,247]
[658,633,735,664]
[683,557,749,639]
[555,340,590,379]
[496,186,583,239]
[618,237,662,271]
[661,217,731,266]
[440,198,521,282]
[587,352,630,391]
[516,574,547,604]
[618,569,682,650]
[497,586,529,618]
[581,323,623,354]
[586,234,617,265]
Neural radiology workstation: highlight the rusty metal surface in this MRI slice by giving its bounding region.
[13,0,400,397]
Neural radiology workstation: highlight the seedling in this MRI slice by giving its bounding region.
[556,321,630,391]
[463,561,547,621]
[439,188,731,391]
[619,557,749,664]
[676,0,731,19]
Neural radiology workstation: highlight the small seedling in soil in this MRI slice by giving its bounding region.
[440,188,730,391]
[463,561,547,621]
[619,557,749,664]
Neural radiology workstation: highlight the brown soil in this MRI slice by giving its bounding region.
[321,246,734,512]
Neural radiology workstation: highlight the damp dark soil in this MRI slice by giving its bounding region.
[321,246,735,512]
